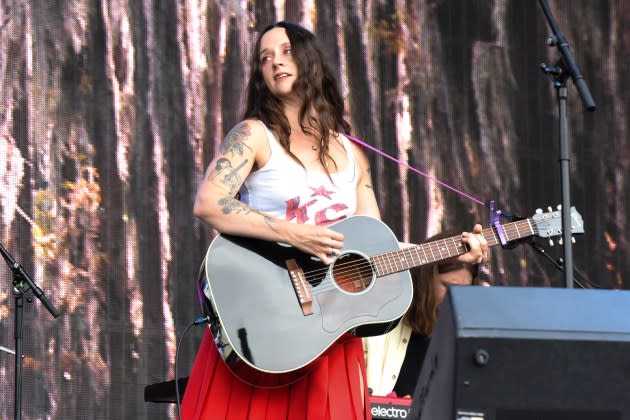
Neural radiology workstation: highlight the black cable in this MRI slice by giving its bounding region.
[175,315,210,420]
[529,240,603,289]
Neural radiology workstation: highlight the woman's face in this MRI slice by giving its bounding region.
[433,264,474,303]
[258,27,298,100]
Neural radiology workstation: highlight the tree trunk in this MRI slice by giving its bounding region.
[370,0,404,237]
[315,0,341,82]
[341,0,380,193]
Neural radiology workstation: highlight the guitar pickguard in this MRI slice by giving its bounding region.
[317,276,402,332]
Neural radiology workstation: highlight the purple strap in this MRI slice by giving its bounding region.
[345,133,486,206]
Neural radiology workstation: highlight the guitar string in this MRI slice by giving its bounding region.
[318,216,570,293]
[297,217,560,295]
[301,219,527,283]
[299,221,529,294]
[302,236,471,285]
[302,234,489,289]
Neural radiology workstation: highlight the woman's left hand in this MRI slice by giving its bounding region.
[458,224,488,264]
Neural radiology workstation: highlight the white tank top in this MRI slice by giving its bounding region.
[239,121,358,226]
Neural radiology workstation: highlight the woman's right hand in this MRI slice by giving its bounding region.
[286,223,345,265]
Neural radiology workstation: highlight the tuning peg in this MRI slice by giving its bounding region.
[557,204,562,210]
[549,239,554,246]
[547,206,553,212]
[558,238,563,245]
[571,237,576,244]
[536,208,543,214]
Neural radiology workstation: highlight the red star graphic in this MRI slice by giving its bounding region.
[309,185,335,199]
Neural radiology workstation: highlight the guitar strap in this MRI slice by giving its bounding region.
[345,133,514,221]
[345,133,486,205]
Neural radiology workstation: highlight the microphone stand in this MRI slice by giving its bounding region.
[0,241,61,420]
[537,0,595,288]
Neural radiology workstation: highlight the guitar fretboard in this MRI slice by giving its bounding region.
[371,218,534,277]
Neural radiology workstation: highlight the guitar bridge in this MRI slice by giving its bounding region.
[286,259,313,316]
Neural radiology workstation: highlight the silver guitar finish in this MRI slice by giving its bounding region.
[201,215,412,387]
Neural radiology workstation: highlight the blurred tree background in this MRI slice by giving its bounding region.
[0,0,627,418]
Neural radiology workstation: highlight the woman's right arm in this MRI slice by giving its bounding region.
[194,120,280,237]
[194,120,344,263]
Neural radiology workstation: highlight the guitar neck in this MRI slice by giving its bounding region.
[371,218,533,277]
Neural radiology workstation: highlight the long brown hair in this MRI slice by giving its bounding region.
[403,233,481,336]
[243,21,350,174]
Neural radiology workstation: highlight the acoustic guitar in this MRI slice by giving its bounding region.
[199,207,584,387]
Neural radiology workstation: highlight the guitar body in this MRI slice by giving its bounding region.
[201,215,413,387]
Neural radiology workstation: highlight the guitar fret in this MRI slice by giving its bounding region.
[373,255,382,277]
[379,254,388,274]
[398,252,406,270]
[396,253,404,269]
[490,228,499,246]
[391,251,400,270]
[410,248,419,268]
[421,246,429,264]
[514,222,521,239]
[438,241,448,258]
[416,246,428,264]
[449,238,457,256]
[396,252,405,270]
[503,225,513,242]
[381,255,391,276]
[416,246,428,265]
[369,209,576,277]
[378,254,390,276]
[453,237,466,254]
[386,252,397,272]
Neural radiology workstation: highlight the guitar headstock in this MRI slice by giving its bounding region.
[530,206,584,239]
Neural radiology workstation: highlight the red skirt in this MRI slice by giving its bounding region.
[181,331,371,420]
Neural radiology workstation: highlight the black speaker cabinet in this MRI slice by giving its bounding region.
[410,286,630,420]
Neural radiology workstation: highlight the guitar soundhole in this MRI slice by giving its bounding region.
[331,252,374,293]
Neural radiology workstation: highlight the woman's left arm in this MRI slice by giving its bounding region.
[351,143,381,219]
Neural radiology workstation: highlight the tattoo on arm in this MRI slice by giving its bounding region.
[218,197,253,215]
[210,123,278,234]
[217,197,279,232]
[223,160,248,190]
[221,123,254,156]
[205,122,256,195]
[364,166,374,189]
[206,157,248,195]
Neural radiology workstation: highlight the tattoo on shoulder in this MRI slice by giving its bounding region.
[221,123,254,156]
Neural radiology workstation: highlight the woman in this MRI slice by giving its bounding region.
[183,21,487,420]
[365,237,483,398]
